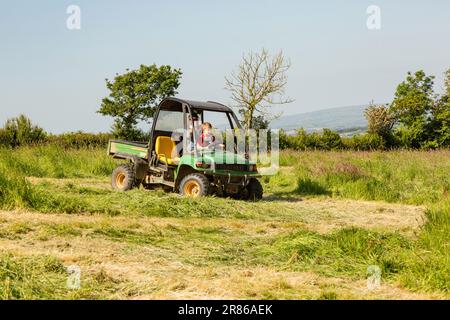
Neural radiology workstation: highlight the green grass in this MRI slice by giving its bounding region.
[275,150,450,293]
[250,228,412,280]
[0,145,117,179]
[0,146,449,298]
[0,254,122,299]
[278,149,450,205]
[0,162,37,210]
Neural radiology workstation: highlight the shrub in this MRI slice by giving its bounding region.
[0,115,46,147]
[0,129,10,146]
[280,129,387,151]
[46,132,112,148]
[320,129,342,150]
[342,133,386,151]
[279,128,343,151]
[0,115,115,149]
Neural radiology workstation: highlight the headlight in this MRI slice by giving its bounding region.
[196,162,211,169]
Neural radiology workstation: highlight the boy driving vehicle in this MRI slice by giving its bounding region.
[197,122,215,149]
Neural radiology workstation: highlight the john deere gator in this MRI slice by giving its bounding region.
[107,97,263,200]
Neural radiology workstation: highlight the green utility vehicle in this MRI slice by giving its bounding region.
[107,97,263,200]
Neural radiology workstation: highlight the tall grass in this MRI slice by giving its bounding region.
[0,145,117,179]
[0,163,85,213]
[0,145,119,212]
[274,149,450,293]
[0,164,34,209]
[277,149,450,205]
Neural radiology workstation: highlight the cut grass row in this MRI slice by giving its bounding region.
[0,208,447,298]
[0,252,124,299]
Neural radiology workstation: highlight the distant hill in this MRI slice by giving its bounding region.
[270,105,368,135]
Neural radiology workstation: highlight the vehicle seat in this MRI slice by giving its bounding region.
[155,136,180,165]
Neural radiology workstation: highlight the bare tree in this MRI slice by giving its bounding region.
[364,102,396,138]
[225,49,293,130]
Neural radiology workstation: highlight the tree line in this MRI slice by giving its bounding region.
[365,70,450,149]
[282,69,450,151]
[0,117,111,148]
[1,48,448,150]
[94,49,449,149]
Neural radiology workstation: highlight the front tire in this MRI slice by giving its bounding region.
[179,173,210,198]
[111,164,137,191]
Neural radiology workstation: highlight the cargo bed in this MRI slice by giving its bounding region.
[107,140,149,159]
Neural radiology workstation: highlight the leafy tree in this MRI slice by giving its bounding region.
[390,70,435,148]
[320,129,342,150]
[98,64,182,140]
[225,49,293,130]
[0,115,46,147]
[292,129,310,150]
[446,69,450,97]
[430,69,450,147]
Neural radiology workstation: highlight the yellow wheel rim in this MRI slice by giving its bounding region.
[183,180,201,197]
[116,172,126,189]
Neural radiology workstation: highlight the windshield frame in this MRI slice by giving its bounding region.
[187,108,242,155]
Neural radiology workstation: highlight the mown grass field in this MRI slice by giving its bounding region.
[0,146,449,299]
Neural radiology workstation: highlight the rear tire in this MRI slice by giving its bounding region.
[111,164,137,191]
[245,178,263,201]
[179,173,210,198]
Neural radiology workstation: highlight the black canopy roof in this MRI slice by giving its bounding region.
[159,97,232,112]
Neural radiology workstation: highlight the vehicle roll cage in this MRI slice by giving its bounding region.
[148,97,242,156]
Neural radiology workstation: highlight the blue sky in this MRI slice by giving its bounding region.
[1,0,449,133]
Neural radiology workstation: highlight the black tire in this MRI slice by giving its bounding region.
[111,164,137,191]
[179,173,210,197]
[245,178,263,201]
